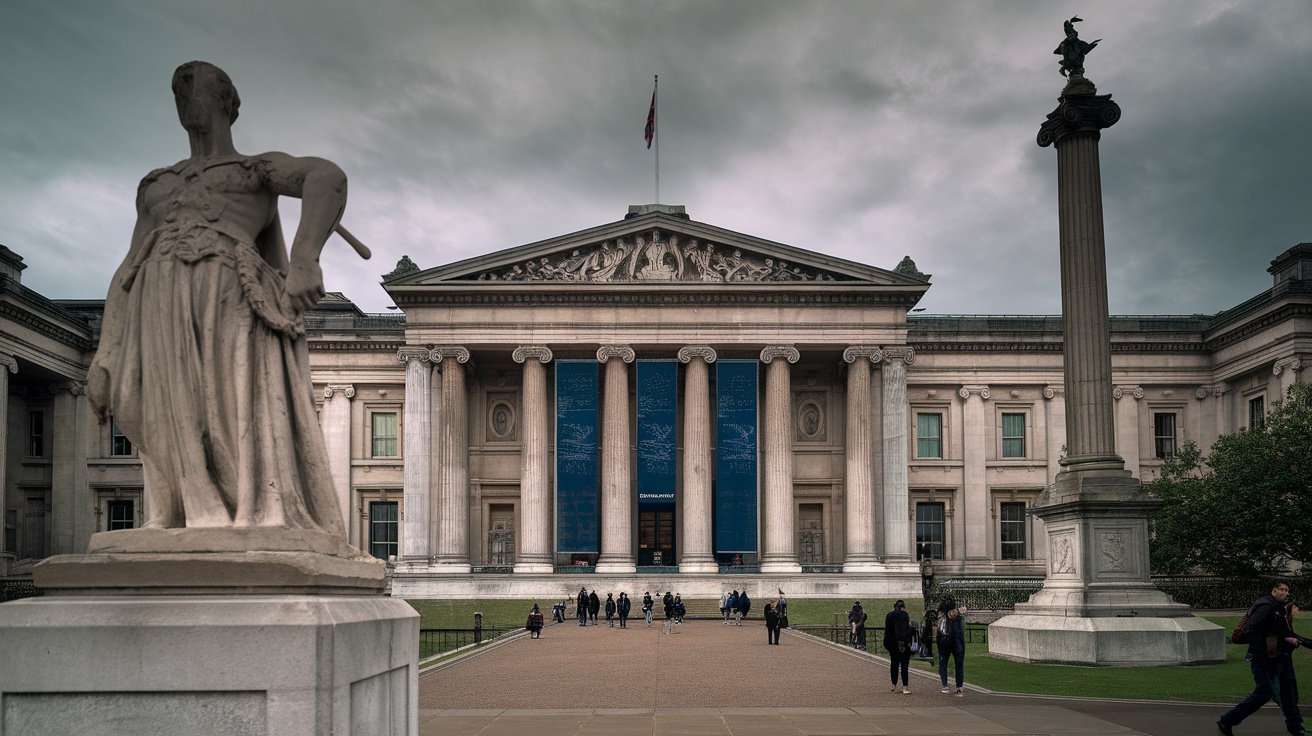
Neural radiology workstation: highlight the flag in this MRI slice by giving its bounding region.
[644,87,656,149]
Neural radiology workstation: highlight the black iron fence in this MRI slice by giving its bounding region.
[0,580,42,602]
[923,574,1312,612]
[924,577,1044,611]
[418,625,517,659]
[795,622,989,653]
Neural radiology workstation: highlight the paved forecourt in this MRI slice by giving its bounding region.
[418,618,1283,735]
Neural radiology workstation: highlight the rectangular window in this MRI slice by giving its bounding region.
[28,411,45,457]
[1154,413,1177,459]
[916,413,942,459]
[107,500,135,531]
[371,412,398,457]
[1001,413,1026,458]
[369,501,399,561]
[1249,396,1266,429]
[1000,502,1027,560]
[111,420,133,457]
[915,502,945,560]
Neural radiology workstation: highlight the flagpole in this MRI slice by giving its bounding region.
[654,75,660,204]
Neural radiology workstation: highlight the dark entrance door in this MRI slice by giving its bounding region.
[638,509,675,566]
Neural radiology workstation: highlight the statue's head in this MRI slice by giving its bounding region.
[172,61,241,130]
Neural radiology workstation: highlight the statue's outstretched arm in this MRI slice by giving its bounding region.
[263,153,348,313]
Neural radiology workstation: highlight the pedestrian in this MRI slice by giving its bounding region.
[526,604,544,639]
[735,589,751,625]
[727,590,739,625]
[847,601,867,649]
[643,592,654,627]
[618,592,631,628]
[1218,580,1306,736]
[884,600,914,694]
[576,587,588,627]
[604,593,616,627]
[776,589,788,629]
[937,604,966,697]
[588,590,600,625]
[920,609,937,659]
[720,591,731,624]
[662,591,676,634]
[673,593,685,624]
[764,602,782,645]
[552,600,566,623]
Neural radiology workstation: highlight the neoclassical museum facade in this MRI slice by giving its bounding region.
[2,206,1310,597]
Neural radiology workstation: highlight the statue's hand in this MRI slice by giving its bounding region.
[284,260,326,314]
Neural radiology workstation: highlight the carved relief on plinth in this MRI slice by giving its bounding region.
[795,394,827,443]
[1093,526,1141,578]
[597,345,635,364]
[474,229,839,283]
[1050,533,1076,575]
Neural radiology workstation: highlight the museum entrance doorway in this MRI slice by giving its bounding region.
[638,508,675,566]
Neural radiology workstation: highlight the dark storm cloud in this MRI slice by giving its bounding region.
[2,0,1309,316]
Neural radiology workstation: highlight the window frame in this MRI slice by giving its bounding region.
[915,501,946,560]
[1153,412,1177,460]
[370,410,400,458]
[915,412,944,460]
[28,410,46,458]
[999,501,1028,560]
[368,500,399,561]
[110,418,135,457]
[1248,395,1266,430]
[1000,411,1027,459]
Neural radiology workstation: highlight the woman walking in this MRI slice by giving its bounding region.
[937,605,966,697]
[883,600,914,693]
[526,604,544,639]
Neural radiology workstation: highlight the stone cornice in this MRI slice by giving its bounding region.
[909,341,1206,354]
[597,345,635,364]
[0,300,94,353]
[513,346,554,364]
[677,346,717,364]
[392,290,924,309]
[842,346,884,364]
[323,384,356,400]
[760,346,799,364]
[1205,303,1312,352]
[310,340,404,352]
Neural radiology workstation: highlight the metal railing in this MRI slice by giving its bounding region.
[418,625,517,659]
[799,622,989,653]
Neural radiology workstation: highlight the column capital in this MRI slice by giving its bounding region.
[677,346,717,364]
[1274,355,1305,376]
[958,384,990,401]
[880,346,915,366]
[323,384,356,400]
[842,345,883,364]
[430,346,470,364]
[49,380,85,396]
[1112,385,1143,400]
[513,346,554,364]
[0,353,16,374]
[760,345,799,364]
[1197,384,1228,400]
[1037,91,1120,148]
[397,346,430,364]
[596,345,634,363]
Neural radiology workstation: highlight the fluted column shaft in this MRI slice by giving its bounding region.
[760,346,800,573]
[678,346,717,573]
[50,382,87,555]
[0,355,13,575]
[595,346,636,573]
[1114,386,1142,478]
[960,385,989,561]
[881,348,914,562]
[843,346,882,571]
[514,346,554,573]
[322,384,355,546]
[433,346,471,571]
[399,349,432,560]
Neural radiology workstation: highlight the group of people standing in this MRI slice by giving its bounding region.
[719,590,754,626]
[570,588,635,628]
[847,598,966,697]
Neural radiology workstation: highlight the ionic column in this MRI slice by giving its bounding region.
[842,346,883,572]
[398,347,432,561]
[432,346,471,572]
[880,347,914,562]
[760,345,801,573]
[513,346,554,573]
[321,384,355,545]
[1113,386,1143,478]
[0,355,14,575]
[595,345,636,573]
[959,384,989,562]
[50,381,87,555]
[678,346,718,574]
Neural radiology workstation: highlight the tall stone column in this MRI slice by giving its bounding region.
[595,346,636,573]
[959,384,990,564]
[842,346,882,572]
[1113,386,1142,478]
[0,354,14,575]
[321,384,355,546]
[759,346,800,573]
[398,347,432,561]
[1274,356,1304,399]
[678,346,718,573]
[513,346,554,573]
[431,346,471,572]
[990,49,1223,664]
[880,347,914,562]
[50,381,87,555]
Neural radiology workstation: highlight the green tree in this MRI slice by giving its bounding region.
[1149,381,1312,576]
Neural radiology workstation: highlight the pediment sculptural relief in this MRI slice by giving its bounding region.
[475,229,839,283]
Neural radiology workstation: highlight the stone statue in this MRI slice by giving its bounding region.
[87,61,358,535]
[1054,16,1100,78]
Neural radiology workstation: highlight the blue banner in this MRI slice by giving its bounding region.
[555,361,599,553]
[715,360,758,553]
[637,360,678,502]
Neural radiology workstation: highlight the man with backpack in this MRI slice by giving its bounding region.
[884,600,914,694]
[1218,581,1305,736]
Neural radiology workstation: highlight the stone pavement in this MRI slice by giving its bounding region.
[419,618,1287,735]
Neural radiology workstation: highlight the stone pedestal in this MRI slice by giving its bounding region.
[0,528,419,735]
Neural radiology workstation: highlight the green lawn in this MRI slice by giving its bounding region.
[406,599,542,629]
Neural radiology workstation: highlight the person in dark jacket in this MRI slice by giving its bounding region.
[588,590,601,625]
[1218,581,1305,736]
[937,606,966,697]
[604,593,617,627]
[576,587,588,627]
[848,602,867,649]
[526,604,544,639]
[673,593,685,624]
[661,591,676,634]
[617,592,632,628]
[735,590,751,625]
[764,602,782,645]
[643,592,654,627]
[883,600,914,693]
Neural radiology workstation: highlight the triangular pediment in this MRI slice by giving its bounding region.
[387,212,928,288]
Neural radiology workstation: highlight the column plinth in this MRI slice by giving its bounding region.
[514,347,554,573]
[678,346,718,573]
[759,346,800,573]
[595,346,636,574]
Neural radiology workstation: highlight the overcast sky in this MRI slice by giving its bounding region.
[3,1,1310,316]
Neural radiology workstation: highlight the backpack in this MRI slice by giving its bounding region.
[894,615,911,643]
[1232,601,1270,645]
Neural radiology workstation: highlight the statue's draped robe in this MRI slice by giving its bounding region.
[88,157,345,535]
